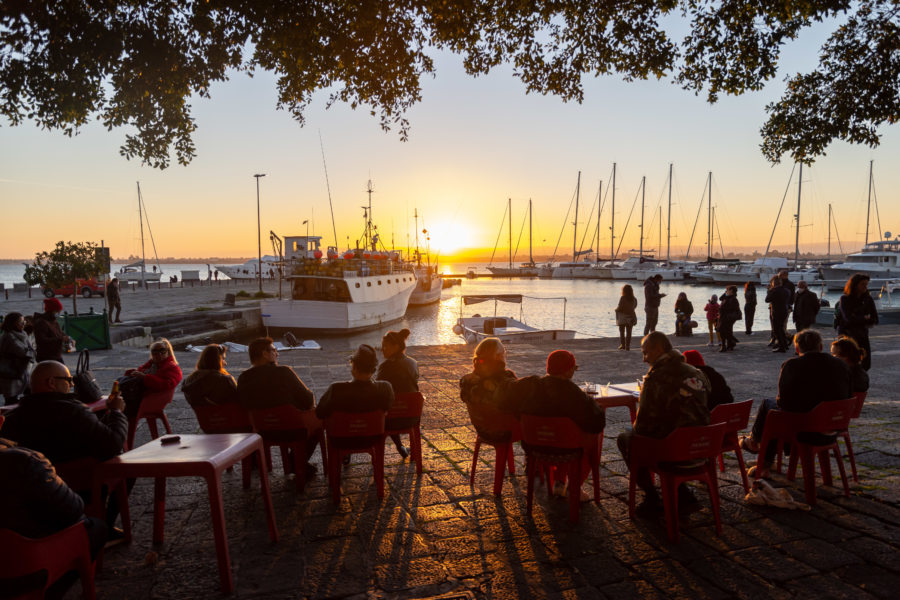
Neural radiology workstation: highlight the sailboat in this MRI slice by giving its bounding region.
[117,182,162,284]
[487,198,539,277]
[407,209,443,305]
[552,172,596,278]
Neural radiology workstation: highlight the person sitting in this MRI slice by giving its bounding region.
[32,298,71,364]
[0,436,107,599]
[682,350,734,410]
[376,329,418,459]
[459,338,518,444]
[0,311,36,405]
[740,329,852,475]
[236,337,314,411]
[182,344,238,407]
[120,339,183,419]
[509,349,606,500]
[617,332,711,515]
[830,336,869,394]
[674,292,694,336]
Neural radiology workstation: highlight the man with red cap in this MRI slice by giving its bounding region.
[509,349,606,500]
[32,298,71,364]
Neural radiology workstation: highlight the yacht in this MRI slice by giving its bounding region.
[116,260,162,283]
[215,257,281,280]
[691,256,818,285]
[819,236,900,290]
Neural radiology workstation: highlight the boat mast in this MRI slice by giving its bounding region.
[508,197,512,269]
[639,176,645,260]
[707,171,712,262]
[137,181,146,287]
[365,180,375,251]
[596,181,601,265]
[828,203,833,258]
[414,208,420,267]
[865,159,873,245]
[611,163,616,261]
[574,171,580,261]
[528,198,534,266]
[795,162,803,267]
[658,206,662,260]
[667,163,672,263]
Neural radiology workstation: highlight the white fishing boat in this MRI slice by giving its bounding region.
[260,182,417,333]
[819,236,900,290]
[452,294,576,343]
[407,211,442,306]
[215,257,281,280]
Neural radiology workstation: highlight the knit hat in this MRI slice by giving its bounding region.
[350,344,378,372]
[682,349,705,367]
[546,349,577,376]
[43,297,64,313]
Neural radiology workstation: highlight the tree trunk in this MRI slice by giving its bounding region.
[71,276,78,316]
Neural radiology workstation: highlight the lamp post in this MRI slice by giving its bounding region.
[303,220,309,254]
[254,173,266,294]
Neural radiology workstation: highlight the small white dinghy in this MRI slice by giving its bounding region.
[452,294,576,343]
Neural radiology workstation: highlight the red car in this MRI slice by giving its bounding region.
[43,278,106,299]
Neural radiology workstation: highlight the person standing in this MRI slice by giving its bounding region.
[792,280,820,332]
[779,270,796,335]
[765,277,790,353]
[743,281,757,335]
[674,292,694,337]
[717,286,742,352]
[0,312,36,405]
[32,298,71,364]
[643,274,665,335]
[106,278,122,324]
[703,294,720,347]
[837,273,878,371]
[615,284,638,350]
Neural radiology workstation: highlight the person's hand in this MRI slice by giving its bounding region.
[132,371,145,378]
[106,392,125,412]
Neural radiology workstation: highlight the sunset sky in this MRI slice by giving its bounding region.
[2,20,899,263]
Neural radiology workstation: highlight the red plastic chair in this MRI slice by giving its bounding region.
[324,411,386,504]
[521,415,601,523]
[755,398,855,506]
[0,522,97,600]
[192,403,256,488]
[248,405,327,492]
[710,400,753,493]
[627,423,727,543]
[838,391,867,482]
[384,392,425,474]
[465,402,522,496]
[126,387,176,450]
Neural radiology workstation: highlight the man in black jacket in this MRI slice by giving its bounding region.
[792,280,820,332]
[237,338,315,411]
[643,274,666,335]
[508,349,606,500]
[765,277,791,352]
[316,344,394,419]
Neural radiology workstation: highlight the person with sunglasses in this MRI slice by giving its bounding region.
[119,339,183,419]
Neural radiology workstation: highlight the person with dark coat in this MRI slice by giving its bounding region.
[743,281,757,335]
[377,328,419,458]
[237,337,314,411]
[742,330,852,472]
[32,298,71,363]
[682,350,734,410]
[837,273,878,371]
[673,292,694,336]
[717,285,742,351]
[121,338,183,419]
[0,312,36,405]
[0,437,107,598]
[106,278,122,323]
[792,280,820,332]
[765,276,790,352]
[642,274,666,335]
[509,350,606,499]
[181,344,237,407]
[615,284,638,350]
[460,338,518,444]
[316,344,394,419]
[831,336,869,394]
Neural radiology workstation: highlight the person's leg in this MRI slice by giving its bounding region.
[617,429,657,502]
[643,311,650,336]
[858,331,872,371]
[648,308,658,333]
[707,320,714,344]
[625,325,632,350]
[749,398,777,444]
[745,305,755,334]
[618,325,626,349]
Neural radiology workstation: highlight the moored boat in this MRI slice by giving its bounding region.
[452,294,575,343]
[819,236,900,290]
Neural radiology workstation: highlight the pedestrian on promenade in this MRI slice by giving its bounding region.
[765,276,790,352]
[614,284,638,350]
[0,312,36,405]
[674,292,694,336]
[643,274,665,335]
[792,280,820,332]
[106,278,122,323]
[837,273,878,371]
[831,336,869,394]
[120,339,183,419]
[717,285,742,352]
[703,294,720,347]
[779,270,796,336]
[32,298,70,364]
[182,344,237,407]
[743,281,757,335]
[377,328,418,459]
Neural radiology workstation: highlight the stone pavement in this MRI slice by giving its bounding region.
[73,326,900,599]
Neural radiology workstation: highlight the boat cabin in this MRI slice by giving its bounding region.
[284,236,325,260]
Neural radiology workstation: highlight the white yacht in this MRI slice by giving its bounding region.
[116,260,161,283]
[691,256,818,285]
[215,257,281,280]
[819,236,900,290]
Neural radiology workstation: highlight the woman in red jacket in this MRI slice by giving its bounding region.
[121,338,183,418]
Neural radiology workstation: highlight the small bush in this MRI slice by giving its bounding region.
[252,291,274,299]
[236,290,251,298]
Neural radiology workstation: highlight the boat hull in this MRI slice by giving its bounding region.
[820,266,900,290]
[487,266,539,277]
[455,316,576,344]
[408,273,442,305]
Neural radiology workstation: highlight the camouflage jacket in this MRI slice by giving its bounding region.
[634,350,711,439]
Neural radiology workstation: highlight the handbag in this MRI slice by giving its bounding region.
[74,349,104,403]
[615,311,637,327]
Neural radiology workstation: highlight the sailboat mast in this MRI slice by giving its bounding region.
[828,203,833,258]
[366,180,375,250]
[596,181,601,264]
[508,198,512,269]
[667,163,673,263]
[707,172,712,262]
[865,160,873,245]
[639,176,645,260]
[658,206,662,260]
[528,198,533,265]
[795,162,803,267]
[414,208,420,267]
[574,172,581,261]
[611,163,616,260]
[137,181,146,286]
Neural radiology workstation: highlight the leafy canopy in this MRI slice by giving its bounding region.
[23,241,107,315]
[2,1,898,167]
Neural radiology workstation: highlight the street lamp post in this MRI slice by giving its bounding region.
[254,173,266,294]
[303,220,309,254]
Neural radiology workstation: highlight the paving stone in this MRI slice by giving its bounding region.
[840,536,900,572]
[777,538,864,570]
[729,546,817,582]
[784,573,878,600]
[375,556,449,592]
[598,577,669,599]
[690,554,791,600]
[568,553,630,587]
[835,564,900,599]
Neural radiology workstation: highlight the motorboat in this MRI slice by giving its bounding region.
[690,256,818,285]
[215,257,281,280]
[452,294,576,343]
[409,263,442,306]
[117,260,161,283]
[819,236,900,290]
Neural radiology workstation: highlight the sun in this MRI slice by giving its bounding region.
[420,222,474,258]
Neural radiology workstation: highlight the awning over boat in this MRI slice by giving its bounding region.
[123,260,145,269]
[463,294,523,305]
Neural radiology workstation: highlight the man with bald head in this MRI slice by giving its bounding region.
[2,361,127,465]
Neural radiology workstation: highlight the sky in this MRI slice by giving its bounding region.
[2,18,899,263]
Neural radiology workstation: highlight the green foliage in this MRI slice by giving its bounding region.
[252,291,273,299]
[1,1,897,165]
[23,241,107,316]
[235,290,251,298]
